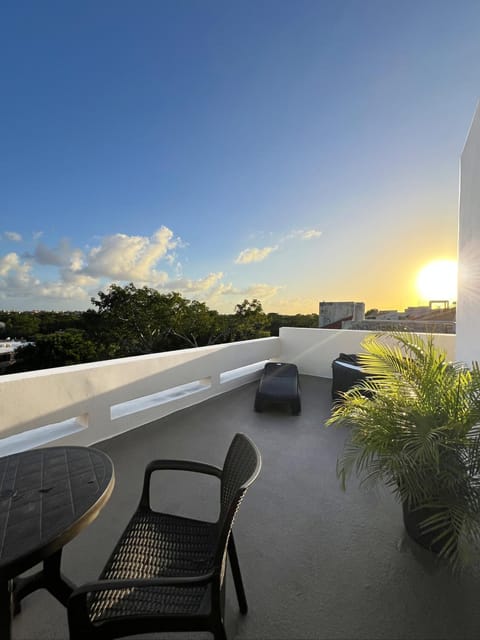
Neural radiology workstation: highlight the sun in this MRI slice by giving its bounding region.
[416,259,457,302]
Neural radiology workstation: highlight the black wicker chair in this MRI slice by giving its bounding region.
[67,433,261,640]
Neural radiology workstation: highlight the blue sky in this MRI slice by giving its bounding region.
[1,0,479,313]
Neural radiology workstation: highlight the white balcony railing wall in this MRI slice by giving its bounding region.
[0,336,280,456]
[0,328,456,457]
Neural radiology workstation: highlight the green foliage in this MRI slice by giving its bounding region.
[326,332,480,570]
[38,311,84,333]
[0,311,84,340]
[88,283,228,356]
[89,283,174,356]
[2,311,41,339]
[165,297,225,348]
[10,329,98,372]
[230,299,270,340]
[1,288,322,373]
[267,312,318,336]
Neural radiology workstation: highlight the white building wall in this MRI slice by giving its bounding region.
[279,327,455,378]
[457,103,480,364]
[319,301,356,327]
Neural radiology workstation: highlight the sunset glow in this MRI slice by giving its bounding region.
[416,260,457,302]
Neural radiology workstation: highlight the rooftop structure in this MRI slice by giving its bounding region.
[320,302,456,334]
[0,340,30,372]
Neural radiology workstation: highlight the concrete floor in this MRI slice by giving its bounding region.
[11,376,480,640]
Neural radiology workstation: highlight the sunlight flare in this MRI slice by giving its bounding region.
[416,259,457,302]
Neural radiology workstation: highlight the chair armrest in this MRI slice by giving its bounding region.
[140,459,222,509]
[68,573,214,630]
[71,572,214,596]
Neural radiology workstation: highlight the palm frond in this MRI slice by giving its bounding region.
[327,331,480,571]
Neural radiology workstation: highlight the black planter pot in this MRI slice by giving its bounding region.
[402,502,447,554]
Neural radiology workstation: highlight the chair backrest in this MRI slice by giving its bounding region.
[263,362,298,378]
[215,433,261,566]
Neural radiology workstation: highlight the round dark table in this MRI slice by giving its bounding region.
[0,446,115,639]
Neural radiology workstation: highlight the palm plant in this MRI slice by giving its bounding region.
[326,332,480,570]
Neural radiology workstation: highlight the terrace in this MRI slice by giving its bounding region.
[3,328,480,640]
[2,107,480,639]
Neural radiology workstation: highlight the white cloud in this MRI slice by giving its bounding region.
[61,270,98,287]
[0,253,21,276]
[3,231,22,242]
[298,229,322,240]
[234,246,278,264]
[0,252,39,296]
[34,239,84,270]
[37,282,90,300]
[70,250,85,272]
[202,281,281,313]
[282,228,322,241]
[239,283,280,299]
[0,225,292,311]
[144,271,171,288]
[206,280,279,302]
[166,272,224,293]
[214,282,236,296]
[84,226,180,281]
[0,252,93,303]
[233,228,321,266]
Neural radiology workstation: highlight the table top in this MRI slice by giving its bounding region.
[0,446,114,579]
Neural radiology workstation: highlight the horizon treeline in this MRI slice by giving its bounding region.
[0,283,318,373]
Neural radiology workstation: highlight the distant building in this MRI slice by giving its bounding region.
[319,301,455,334]
[0,340,31,372]
[319,301,365,328]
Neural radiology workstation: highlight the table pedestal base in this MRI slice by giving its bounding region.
[13,548,75,608]
[1,549,75,638]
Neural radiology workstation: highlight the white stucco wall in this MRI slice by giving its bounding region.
[0,328,459,455]
[457,103,480,364]
[0,337,280,454]
[279,327,455,378]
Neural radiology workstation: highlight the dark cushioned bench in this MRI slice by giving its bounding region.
[331,353,368,399]
[254,362,301,415]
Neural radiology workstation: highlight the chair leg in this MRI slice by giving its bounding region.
[227,534,248,614]
[0,580,13,640]
[212,621,227,640]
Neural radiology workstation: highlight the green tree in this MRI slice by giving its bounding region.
[267,312,318,336]
[38,311,84,333]
[166,297,226,348]
[10,329,98,372]
[88,283,171,356]
[230,299,270,340]
[3,312,41,339]
[87,283,227,357]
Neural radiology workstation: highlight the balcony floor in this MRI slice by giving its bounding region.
[12,376,480,640]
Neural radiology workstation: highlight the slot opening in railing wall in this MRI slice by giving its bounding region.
[110,378,212,420]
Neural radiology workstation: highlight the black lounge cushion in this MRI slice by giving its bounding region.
[254,362,301,415]
[331,353,367,399]
[337,352,360,366]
